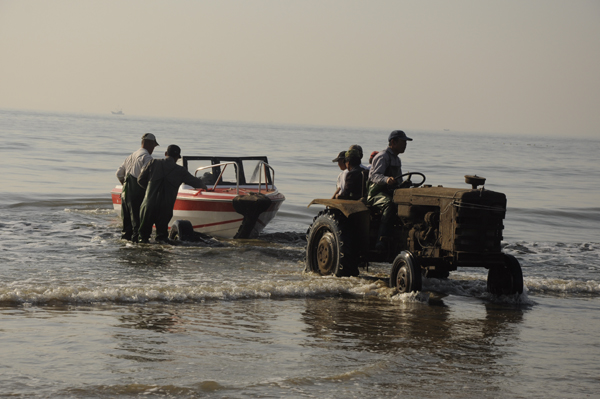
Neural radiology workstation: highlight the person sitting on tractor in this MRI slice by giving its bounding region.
[335,149,368,200]
[331,150,347,199]
[367,130,413,251]
[368,151,379,169]
[348,144,369,171]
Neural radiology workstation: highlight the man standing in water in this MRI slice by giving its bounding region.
[116,133,159,242]
[137,145,207,244]
[367,130,412,251]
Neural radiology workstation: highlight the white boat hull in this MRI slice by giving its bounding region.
[111,185,285,239]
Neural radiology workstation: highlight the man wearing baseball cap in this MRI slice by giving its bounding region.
[347,144,364,169]
[137,144,207,244]
[367,130,413,251]
[115,133,159,242]
[335,149,368,200]
[331,150,347,199]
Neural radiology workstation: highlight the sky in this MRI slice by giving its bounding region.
[1,0,599,138]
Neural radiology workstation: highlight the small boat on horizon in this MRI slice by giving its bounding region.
[111,156,285,239]
[111,109,124,115]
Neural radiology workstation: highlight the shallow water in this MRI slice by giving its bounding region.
[0,109,599,397]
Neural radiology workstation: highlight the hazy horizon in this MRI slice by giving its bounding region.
[1,0,599,138]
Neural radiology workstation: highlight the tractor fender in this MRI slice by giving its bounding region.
[307,199,369,218]
[308,199,370,259]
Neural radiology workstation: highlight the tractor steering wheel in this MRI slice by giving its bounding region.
[399,172,426,188]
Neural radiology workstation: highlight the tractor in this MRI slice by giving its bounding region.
[305,173,524,295]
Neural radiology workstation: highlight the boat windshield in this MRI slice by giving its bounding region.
[183,156,274,188]
[246,160,265,184]
[193,162,239,190]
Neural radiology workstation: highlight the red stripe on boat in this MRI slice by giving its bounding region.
[192,218,244,228]
[173,200,236,212]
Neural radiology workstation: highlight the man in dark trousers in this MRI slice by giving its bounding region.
[137,145,207,243]
[367,130,413,251]
[115,133,159,242]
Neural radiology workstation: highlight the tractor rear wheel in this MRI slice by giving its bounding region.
[305,210,359,277]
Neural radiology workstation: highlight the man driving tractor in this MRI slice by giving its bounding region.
[367,130,413,251]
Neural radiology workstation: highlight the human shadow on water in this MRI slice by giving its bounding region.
[109,301,281,365]
[111,305,186,363]
[116,305,187,334]
[116,244,174,270]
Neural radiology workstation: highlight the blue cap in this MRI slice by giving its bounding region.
[388,130,412,142]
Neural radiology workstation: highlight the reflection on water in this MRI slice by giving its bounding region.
[117,306,187,334]
[101,294,528,397]
[3,291,598,398]
[117,245,173,269]
[301,296,524,353]
[114,306,185,363]
[300,295,525,397]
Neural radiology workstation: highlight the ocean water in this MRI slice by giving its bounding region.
[0,109,599,398]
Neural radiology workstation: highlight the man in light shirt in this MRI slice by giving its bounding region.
[331,151,347,199]
[116,133,159,242]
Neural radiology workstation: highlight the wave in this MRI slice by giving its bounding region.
[1,269,568,308]
[524,277,600,295]
[0,277,389,306]
[503,241,599,253]
[511,206,600,222]
[63,382,226,397]
[3,197,113,209]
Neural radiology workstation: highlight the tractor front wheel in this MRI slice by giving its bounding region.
[389,251,422,293]
[487,254,524,296]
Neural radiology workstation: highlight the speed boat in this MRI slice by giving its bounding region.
[111,156,285,239]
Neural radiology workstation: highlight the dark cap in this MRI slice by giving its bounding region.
[349,144,363,159]
[369,151,379,160]
[166,144,181,159]
[345,149,360,161]
[332,151,346,162]
[388,130,412,142]
[141,133,159,145]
